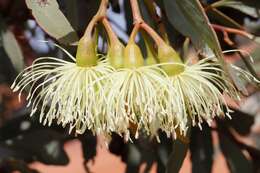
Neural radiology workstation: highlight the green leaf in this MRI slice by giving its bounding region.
[190,126,213,173]
[219,134,254,173]
[163,0,224,62]
[25,0,79,45]
[165,139,188,173]
[1,29,24,72]
[228,109,254,136]
[212,0,260,9]
[206,8,243,29]
[240,0,260,8]
[212,0,260,18]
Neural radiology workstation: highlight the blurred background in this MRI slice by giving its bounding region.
[0,0,260,173]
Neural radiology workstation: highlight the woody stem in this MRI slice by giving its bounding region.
[129,0,165,45]
[83,0,109,39]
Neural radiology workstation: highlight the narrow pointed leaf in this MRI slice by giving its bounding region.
[219,133,254,173]
[1,29,24,72]
[165,139,188,173]
[190,126,213,173]
[163,0,224,60]
[212,0,260,18]
[25,0,78,45]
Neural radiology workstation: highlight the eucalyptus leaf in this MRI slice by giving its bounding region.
[212,0,260,18]
[1,29,24,72]
[25,0,78,45]
[212,0,260,9]
[240,0,260,8]
[206,8,242,29]
[165,139,188,173]
[219,134,254,173]
[227,109,254,136]
[0,160,40,173]
[190,126,213,173]
[163,0,223,60]
[1,129,69,165]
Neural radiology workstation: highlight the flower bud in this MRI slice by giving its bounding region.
[108,41,125,69]
[146,56,157,65]
[145,45,157,65]
[124,43,144,68]
[144,38,157,65]
[158,44,184,76]
[76,36,97,67]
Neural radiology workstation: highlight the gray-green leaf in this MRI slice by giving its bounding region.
[26,0,79,45]
[163,0,224,61]
[212,0,260,18]
[1,29,24,72]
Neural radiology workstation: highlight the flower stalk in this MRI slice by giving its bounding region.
[76,0,123,68]
[129,0,184,75]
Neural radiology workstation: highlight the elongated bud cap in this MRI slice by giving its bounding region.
[146,56,157,65]
[108,41,124,69]
[124,43,144,68]
[158,44,184,76]
[144,38,157,65]
[76,37,97,67]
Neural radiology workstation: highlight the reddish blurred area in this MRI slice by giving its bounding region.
[30,134,230,173]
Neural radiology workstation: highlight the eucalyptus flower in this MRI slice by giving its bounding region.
[169,58,238,129]
[11,42,115,135]
[158,45,260,132]
[105,42,182,140]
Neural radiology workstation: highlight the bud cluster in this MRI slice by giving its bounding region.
[11,0,260,141]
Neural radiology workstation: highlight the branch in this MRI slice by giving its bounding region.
[212,24,253,39]
[83,0,109,38]
[129,0,165,45]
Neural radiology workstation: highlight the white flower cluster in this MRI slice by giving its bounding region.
[11,47,259,141]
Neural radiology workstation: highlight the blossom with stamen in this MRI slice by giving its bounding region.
[11,45,115,135]
[169,58,235,129]
[156,44,259,133]
[105,43,182,140]
[167,56,259,131]
[105,66,182,139]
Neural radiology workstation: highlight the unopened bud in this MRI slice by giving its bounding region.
[108,41,124,69]
[158,44,184,76]
[124,43,144,68]
[76,36,97,67]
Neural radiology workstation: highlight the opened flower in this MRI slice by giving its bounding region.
[169,58,237,129]
[105,42,182,140]
[157,44,260,131]
[11,40,115,135]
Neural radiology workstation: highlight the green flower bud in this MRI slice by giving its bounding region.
[108,41,125,69]
[158,44,184,76]
[145,55,157,65]
[124,43,144,68]
[76,37,98,67]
